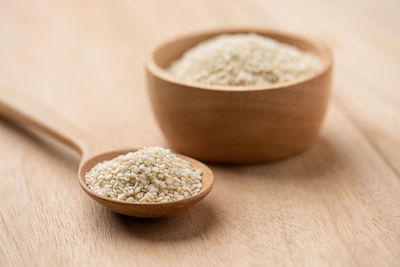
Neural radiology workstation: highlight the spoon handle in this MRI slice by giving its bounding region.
[0,89,97,157]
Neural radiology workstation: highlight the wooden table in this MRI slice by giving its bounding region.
[1,0,399,266]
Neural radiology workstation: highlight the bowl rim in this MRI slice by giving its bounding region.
[146,27,333,92]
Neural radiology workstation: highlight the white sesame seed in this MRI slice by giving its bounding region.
[167,33,322,87]
[85,146,203,203]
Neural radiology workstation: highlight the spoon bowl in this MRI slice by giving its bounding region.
[78,149,214,218]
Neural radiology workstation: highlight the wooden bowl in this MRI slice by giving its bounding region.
[146,28,333,163]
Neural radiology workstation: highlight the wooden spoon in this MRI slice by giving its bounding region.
[0,90,214,218]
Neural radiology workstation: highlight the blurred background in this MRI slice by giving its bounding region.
[0,0,398,152]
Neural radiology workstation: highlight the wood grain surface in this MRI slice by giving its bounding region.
[0,0,399,266]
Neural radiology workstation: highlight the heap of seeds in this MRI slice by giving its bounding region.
[85,146,203,202]
[167,33,323,86]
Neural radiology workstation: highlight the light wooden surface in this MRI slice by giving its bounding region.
[0,0,399,266]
